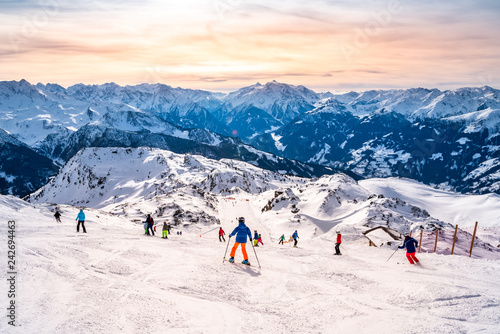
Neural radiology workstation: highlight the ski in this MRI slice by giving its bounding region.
[223,259,256,268]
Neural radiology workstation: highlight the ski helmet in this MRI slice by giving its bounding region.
[238,217,245,223]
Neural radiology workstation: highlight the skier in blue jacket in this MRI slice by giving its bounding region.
[253,230,259,247]
[292,230,299,247]
[76,209,87,233]
[399,235,419,264]
[228,217,252,265]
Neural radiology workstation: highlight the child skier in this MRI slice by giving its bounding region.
[228,217,252,265]
[279,234,285,245]
[219,227,226,242]
[162,222,168,239]
[335,230,342,255]
[253,230,259,247]
[399,234,420,264]
[257,234,264,246]
[292,230,299,247]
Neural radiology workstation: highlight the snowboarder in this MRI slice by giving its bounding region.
[292,230,299,247]
[253,230,259,247]
[278,234,285,245]
[75,209,87,233]
[257,234,264,246]
[162,222,168,239]
[219,227,226,242]
[54,210,61,223]
[399,234,420,264]
[228,217,252,265]
[146,214,154,236]
[335,230,342,255]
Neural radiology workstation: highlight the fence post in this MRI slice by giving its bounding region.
[434,228,439,253]
[451,225,458,255]
[418,229,423,253]
[469,221,478,257]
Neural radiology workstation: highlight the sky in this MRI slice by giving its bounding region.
[1,0,500,92]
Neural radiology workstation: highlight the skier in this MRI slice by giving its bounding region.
[75,209,87,233]
[146,214,155,236]
[399,234,420,264]
[278,234,285,245]
[253,230,259,247]
[54,210,61,223]
[228,217,252,265]
[162,222,168,239]
[257,234,264,246]
[334,230,342,255]
[292,230,299,247]
[219,227,226,242]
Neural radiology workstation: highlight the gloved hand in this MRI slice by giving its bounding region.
[249,238,252,242]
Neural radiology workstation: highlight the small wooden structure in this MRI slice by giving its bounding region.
[363,226,402,247]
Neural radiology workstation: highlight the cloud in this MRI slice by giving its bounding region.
[0,0,499,91]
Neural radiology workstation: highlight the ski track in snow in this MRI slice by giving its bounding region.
[1,198,500,334]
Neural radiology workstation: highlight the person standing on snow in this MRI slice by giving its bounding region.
[399,234,420,264]
[162,222,169,239]
[253,230,259,247]
[219,227,226,242]
[146,214,155,236]
[257,234,264,246]
[335,230,342,255]
[228,217,252,265]
[292,230,299,247]
[75,209,87,233]
[279,234,285,245]
[54,210,61,223]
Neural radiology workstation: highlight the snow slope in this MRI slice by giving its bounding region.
[1,193,500,333]
[359,178,500,228]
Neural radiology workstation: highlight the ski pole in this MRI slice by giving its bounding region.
[250,239,261,269]
[340,245,348,254]
[200,226,220,237]
[386,248,399,262]
[223,236,231,263]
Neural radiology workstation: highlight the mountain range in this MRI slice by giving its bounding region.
[0,79,499,196]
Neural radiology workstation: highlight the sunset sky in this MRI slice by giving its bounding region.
[1,0,500,92]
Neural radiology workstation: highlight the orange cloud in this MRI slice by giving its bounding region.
[0,0,499,91]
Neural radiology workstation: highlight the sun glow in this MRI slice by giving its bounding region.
[0,0,499,91]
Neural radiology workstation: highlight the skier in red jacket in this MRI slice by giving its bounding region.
[335,230,342,255]
[219,227,226,242]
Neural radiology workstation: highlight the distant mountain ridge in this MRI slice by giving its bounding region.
[1,79,499,196]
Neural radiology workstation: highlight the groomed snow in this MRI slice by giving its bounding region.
[3,147,500,333]
[1,191,500,333]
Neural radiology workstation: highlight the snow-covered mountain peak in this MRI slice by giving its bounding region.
[27,146,462,237]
